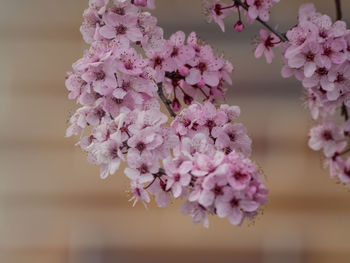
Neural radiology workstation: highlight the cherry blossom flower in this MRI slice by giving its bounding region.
[246,0,279,22]
[309,119,345,158]
[255,29,280,64]
[204,0,234,32]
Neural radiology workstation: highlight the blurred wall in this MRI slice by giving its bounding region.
[1,0,350,262]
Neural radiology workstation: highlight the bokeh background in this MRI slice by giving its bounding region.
[1,0,350,262]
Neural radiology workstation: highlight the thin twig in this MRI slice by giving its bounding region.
[234,0,288,42]
[157,82,177,118]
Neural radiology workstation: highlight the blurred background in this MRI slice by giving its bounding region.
[1,0,350,262]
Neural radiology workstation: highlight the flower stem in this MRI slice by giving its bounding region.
[233,0,288,42]
[157,82,177,118]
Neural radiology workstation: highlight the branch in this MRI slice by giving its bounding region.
[335,0,342,20]
[341,103,349,121]
[234,0,288,42]
[157,82,177,118]
[334,0,348,121]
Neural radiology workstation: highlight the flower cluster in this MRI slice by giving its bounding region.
[162,32,233,112]
[66,0,267,227]
[204,0,279,32]
[277,4,350,185]
[281,4,350,119]
[170,102,268,226]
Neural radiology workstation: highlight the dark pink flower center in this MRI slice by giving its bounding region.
[124,61,134,70]
[322,130,333,141]
[174,174,181,182]
[171,47,179,57]
[116,25,127,35]
[153,56,163,68]
[110,147,119,159]
[213,185,223,196]
[316,67,328,76]
[115,98,124,104]
[230,198,239,207]
[139,164,149,174]
[254,0,262,8]
[228,133,236,141]
[264,36,275,49]
[319,30,328,39]
[336,73,345,83]
[224,147,232,155]
[136,142,146,152]
[206,120,215,129]
[214,4,223,16]
[198,62,207,73]
[113,7,125,15]
[323,47,332,56]
[183,119,191,128]
[96,71,106,81]
[305,51,315,61]
[234,172,247,181]
[96,108,105,118]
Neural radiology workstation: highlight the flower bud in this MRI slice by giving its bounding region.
[179,66,190,77]
[171,98,181,112]
[234,20,244,32]
[197,79,206,88]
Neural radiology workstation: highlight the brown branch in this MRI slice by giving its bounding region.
[233,0,288,42]
[335,0,342,20]
[341,103,349,121]
[157,82,177,118]
[334,0,348,121]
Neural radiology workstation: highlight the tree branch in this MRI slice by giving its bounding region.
[234,0,288,42]
[335,0,342,20]
[334,0,348,121]
[341,103,349,121]
[157,82,177,118]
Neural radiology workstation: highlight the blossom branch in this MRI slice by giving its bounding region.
[233,0,288,42]
[157,82,177,118]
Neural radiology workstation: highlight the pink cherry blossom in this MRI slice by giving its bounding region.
[309,119,345,158]
[255,29,280,64]
[205,0,234,32]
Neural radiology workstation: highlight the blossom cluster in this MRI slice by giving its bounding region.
[277,4,350,186]
[171,102,268,227]
[66,0,268,227]
[205,0,279,32]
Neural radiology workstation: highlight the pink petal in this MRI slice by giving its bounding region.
[228,207,243,226]
[304,62,316,78]
[203,71,220,86]
[185,68,201,85]
[99,25,116,39]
